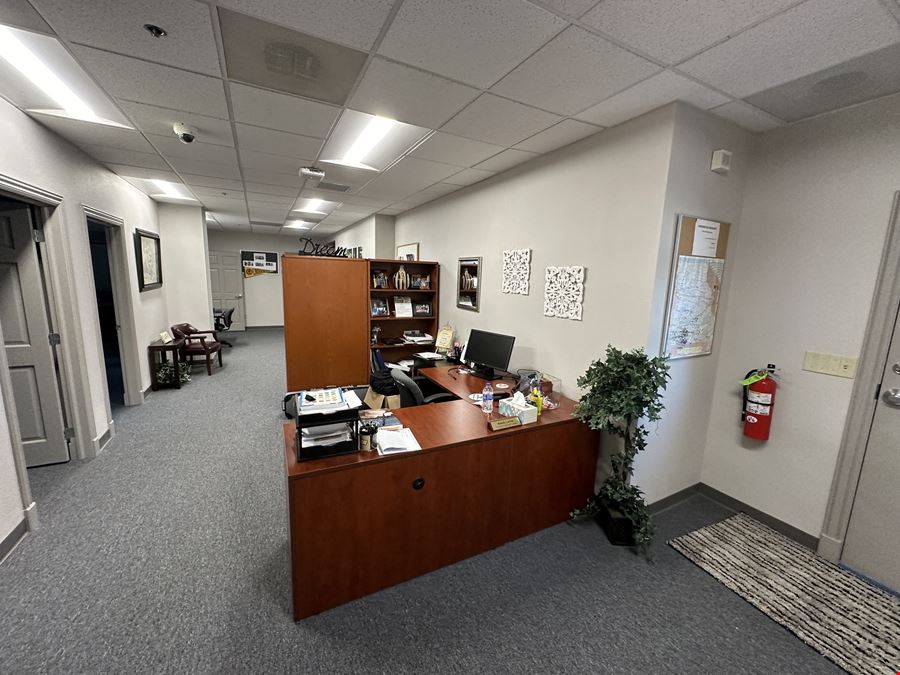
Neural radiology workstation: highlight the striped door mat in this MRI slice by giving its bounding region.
[669,513,900,675]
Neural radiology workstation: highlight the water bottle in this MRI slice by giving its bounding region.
[481,382,493,414]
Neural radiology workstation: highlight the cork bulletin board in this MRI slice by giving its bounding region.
[662,215,732,359]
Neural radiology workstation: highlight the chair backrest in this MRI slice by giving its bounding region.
[220,307,235,329]
[390,368,424,406]
[170,323,197,339]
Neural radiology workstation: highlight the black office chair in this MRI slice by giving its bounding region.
[214,307,235,347]
[391,368,455,407]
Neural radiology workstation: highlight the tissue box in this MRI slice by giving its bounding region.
[499,397,538,425]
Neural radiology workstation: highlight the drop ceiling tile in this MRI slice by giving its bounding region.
[239,149,309,175]
[35,0,222,75]
[535,0,599,18]
[218,8,367,105]
[410,132,505,167]
[213,212,250,226]
[118,101,235,147]
[474,148,539,173]
[745,42,900,122]
[403,182,460,205]
[166,157,241,180]
[354,157,460,201]
[182,175,245,191]
[310,163,376,190]
[201,195,247,211]
[581,0,798,65]
[379,0,567,88]
[30,114,152,151]
[0,0,53,33]
[514,119,602,153]
[245,192,295,207]
[149,137,239,164]
[71,45,229,117]
[107,165,180,182]
[215,0,393,50]
[575,70,730,126]
[379,206,405,216]
[443,168,496,186]
[243,181,298,197]
[679,0,900,97]
[301,190,391,209]
[248,202,290,219]
[710,101,784,132]
[80,144,168,169]
[241,168,300,188]
[348,58,480,129]
[492,27,659,115]
[192,186,245,200]
[229,83,340,137]
[442,94,561,146]
[235,124,323,158]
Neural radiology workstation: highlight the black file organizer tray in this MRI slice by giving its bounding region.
[295,407,360,462]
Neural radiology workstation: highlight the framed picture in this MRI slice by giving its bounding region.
[371,298,389,317]
[413,301,432,317]
[409,273,430,289]
[134,229,162,291]
[371,270,389,289]
[396,242,419,261]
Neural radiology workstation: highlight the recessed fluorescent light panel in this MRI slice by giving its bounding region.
[291,197,340,216]
[0,24,132,128]
[146,178,197,203]
[284,219,315,230]
[320,110,431,172]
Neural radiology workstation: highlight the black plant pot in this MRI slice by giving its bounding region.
[593,500,636,547]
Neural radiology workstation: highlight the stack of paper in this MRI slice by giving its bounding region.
[404,333,434,345]
[300,422,352,448]
[376,428,421,455]
[414,351,444,360]
[296,389,363,415]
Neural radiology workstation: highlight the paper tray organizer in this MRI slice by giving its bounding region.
[295,407,360,462]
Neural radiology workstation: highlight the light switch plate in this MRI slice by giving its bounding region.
[803,351,858,379]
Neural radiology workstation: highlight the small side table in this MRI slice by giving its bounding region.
[148,338,185,391]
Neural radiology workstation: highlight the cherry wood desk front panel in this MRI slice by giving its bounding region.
[284,401,598,619]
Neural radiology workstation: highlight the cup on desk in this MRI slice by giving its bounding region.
[359,424,376,453]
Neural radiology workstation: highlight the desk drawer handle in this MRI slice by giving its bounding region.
[412,477,425,491]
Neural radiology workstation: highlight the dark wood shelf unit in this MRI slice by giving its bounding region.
[369,259,440,353]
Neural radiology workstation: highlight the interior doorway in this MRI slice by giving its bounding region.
[209,250,247,332]
[87,219,124,411]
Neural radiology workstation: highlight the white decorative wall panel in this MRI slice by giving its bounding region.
[501,248,531,294]
[543,265,584,320]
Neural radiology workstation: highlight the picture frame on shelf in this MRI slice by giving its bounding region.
[409,273,430,289]
[413,301,432,317]
[396,242,419,261]
[134,228,162,291]
[394,296,413,318]
[371,298,389,317]
[371,270,390,289]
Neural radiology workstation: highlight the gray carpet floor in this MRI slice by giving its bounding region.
[1,328,842,674]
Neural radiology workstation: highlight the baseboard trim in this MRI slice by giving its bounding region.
[94,423,114,454]
[694,483,819,550]
[0,518,27,565]
[245,325,282,330]
[648,484,701,515]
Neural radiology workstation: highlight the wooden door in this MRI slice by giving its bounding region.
[208,250,245,331]
[282,255,368,390]
[0,201,69,465]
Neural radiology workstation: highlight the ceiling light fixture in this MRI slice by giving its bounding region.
[152,179,181,198]
[0,25,97,122]
[341,116,396,168]
[284,220,314,230]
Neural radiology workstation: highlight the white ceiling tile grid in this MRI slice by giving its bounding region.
[235,124,323,159]
[475,148,540,173]
[531,0,600,20]
[0,0,53,33]
[709,100,785,132]
[575,70,730,127]
[378,0,568,88]
[492,26,660,115]
[443,168,496,187]
[442,94,562,146]
[514,119,602,153]
[229,83,341,137]
[410,132,505,167]
[118,101,236,147]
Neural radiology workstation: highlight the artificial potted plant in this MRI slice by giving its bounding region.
[572,345,670,556]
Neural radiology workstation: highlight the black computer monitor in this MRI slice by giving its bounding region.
[464,329,515,380]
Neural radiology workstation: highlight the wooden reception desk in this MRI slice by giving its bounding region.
[283,366,599,620]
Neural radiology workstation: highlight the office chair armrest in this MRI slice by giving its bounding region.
[423,392,456,404]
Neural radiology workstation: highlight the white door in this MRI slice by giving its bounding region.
[841,300,900,591]
[0,201,69,465]
[209,250,246,331]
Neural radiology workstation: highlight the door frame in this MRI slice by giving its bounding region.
[84,206,142,410]
[208,249,247,331]
[820,191,900,561]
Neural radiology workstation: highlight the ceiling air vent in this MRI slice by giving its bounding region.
[265,42,319,81]
[316,181,351,193]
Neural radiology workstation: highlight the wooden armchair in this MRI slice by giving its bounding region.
[170,323,223,375]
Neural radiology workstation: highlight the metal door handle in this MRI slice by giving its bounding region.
[235,294,243,299]
[882,387,900,407]
[892,362,900,375]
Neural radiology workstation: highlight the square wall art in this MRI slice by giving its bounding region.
[544,266,584,320]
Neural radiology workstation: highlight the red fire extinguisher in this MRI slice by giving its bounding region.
[741,364,777,441]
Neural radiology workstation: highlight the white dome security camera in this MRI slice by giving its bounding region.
[173,122,196,144]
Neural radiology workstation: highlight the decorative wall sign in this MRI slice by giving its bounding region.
[134,228,162,291]
[297,237,348,257]
[543,266,584,320]
[501,248,531,295]
[240,250,278,278]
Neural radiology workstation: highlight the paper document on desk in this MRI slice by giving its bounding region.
[301,423,352,448]
[414,352,444,360]
[376,428,421,454]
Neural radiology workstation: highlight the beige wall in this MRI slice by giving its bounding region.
[333,214,396,259]
[701,92,900,536]
[159,204,212,329]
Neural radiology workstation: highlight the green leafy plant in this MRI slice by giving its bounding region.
[572,345,670,557]
[156,362,191,385]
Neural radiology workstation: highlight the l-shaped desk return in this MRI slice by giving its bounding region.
[283,365,599,620]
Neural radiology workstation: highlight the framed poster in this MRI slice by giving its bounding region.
[134,229,162,291]
[662,216,731,359]
[396,242,419,260]
[240,250,278,278]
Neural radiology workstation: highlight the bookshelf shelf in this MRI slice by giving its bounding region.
[368,259,440,361]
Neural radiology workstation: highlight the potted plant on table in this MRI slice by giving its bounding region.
[572,345,670,557]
